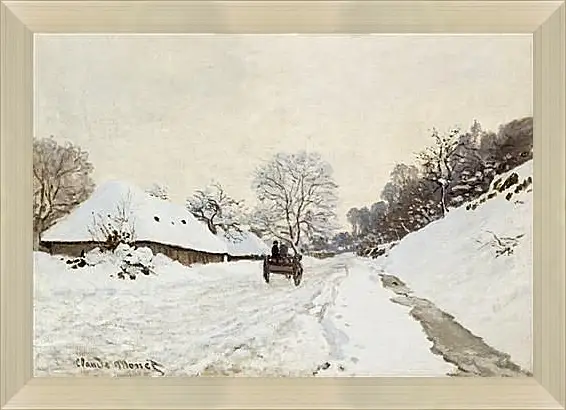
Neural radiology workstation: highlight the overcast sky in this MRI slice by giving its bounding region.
[35,34,532,230]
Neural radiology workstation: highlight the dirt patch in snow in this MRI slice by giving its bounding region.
[378,273,531,377]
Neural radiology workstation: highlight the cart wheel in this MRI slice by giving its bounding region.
[263,259,270,284]
[294,266,303,286]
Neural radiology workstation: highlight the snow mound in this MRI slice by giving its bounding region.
[61,245,157,280]
[42,180,227,254]
[114,244,153,267]
[84,247,105,266]
[375,160,533,371]
[219,229,269,257]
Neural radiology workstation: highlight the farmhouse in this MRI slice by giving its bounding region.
[219,229,269,261]
[40,180,228,265]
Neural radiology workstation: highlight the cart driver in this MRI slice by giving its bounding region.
[271,240,280,262]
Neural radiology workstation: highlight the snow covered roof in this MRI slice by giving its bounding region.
[42,180,228,254]
[218,229,269,257]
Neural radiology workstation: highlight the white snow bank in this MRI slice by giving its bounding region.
[114,244,154,267]
[219,229,269,257]
[374,160,533,371]
[80,245,154,268]
[42,180,227,254]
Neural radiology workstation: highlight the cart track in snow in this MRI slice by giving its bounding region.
[35,252,452,377]
[196,258,352,376]
[312,264,351,364]
[35,255,355,376]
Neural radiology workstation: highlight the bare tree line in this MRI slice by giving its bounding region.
[33,133,340,256]
[33,116,531,257]
[186,151,339,253]
[345,116,533,249]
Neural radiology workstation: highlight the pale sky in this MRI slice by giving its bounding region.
[35,35,532,230]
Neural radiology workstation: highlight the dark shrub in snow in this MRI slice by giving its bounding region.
[113,244,155,280]
[497,173,519,193]
[66,245,156,281]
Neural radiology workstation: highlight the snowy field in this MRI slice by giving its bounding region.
[34,161,533,377]
[34,252,453,377]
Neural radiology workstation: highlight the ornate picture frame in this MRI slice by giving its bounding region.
[1,1,564,408]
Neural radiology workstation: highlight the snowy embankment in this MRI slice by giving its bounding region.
[370,160,533,372]
[34,251,453,377]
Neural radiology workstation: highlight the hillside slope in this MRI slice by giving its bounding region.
[374,160,533,371]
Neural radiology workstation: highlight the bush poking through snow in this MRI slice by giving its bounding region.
[87,193,136,251]
[466,173,532,211]
[64,244,156,280]
[476,231,525,258]
[65,248,101,269]
[112,244,155,280]
[494,172,519,193]
[65,257,90,269]
[357,241,399,259]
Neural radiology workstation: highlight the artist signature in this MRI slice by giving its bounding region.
[75,356,165,376]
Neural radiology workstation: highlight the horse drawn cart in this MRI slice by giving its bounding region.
[262,254,304,286]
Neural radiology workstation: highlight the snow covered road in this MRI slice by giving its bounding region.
[34,252,453,377]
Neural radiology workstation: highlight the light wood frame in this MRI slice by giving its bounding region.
[1,1,564,409]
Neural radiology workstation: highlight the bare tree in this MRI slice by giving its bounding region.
[380,164,419,206]
[476,230,525,258]
[87,191,136,251]
[416,128,462,217]
[346,207,360,236]
[369,201,388,226]
[251,151,339,254]
[186,182,246,238]
[33,136,95,249]
[146,183,169,200]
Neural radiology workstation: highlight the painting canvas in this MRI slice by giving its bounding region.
[33,34,533,377]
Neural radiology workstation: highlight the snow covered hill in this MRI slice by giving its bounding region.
[372,160,533,371]
[217,228,269,258]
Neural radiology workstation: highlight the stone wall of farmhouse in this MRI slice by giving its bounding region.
[41,240,224,266]
[135,241,224,265]
[226,254,264,262]
[43,241,101,258]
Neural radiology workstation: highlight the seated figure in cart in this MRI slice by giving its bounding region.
[263,240,303,287]
[271,240,280,263]
[279,242,289,261]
